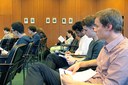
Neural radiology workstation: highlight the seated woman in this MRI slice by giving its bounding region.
[50,30,75,53]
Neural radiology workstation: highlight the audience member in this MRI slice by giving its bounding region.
[2,27,13,39]
[71,21,92,55]
[50,30,75,53]
[11,22,31,46]
[36,27,47,39]
[28,25,41,54]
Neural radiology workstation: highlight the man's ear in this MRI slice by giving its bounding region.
[106,23,112,31]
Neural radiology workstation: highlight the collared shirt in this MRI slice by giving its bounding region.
[75,35,92,55]
[88,34,128,85]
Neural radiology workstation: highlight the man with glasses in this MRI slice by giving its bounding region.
[11,22,31,46]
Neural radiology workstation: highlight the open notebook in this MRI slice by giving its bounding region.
[59,68,96,85]
[58,36,65,43]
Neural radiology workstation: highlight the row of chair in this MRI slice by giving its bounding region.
[0,37,48,85]
[0,44,27,85]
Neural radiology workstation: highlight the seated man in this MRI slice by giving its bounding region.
[44,16,104,70]
[11,22,31,46]
[24,8,128,85]
[36,27,47,39]
[28,25,41,54]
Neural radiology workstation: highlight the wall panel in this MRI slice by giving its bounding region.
[60,0,76,37]
[12,0,21,22]
[0,0,13,38]
[96,0,124,14]
[43,0,60,46]
[0,0,12,15]
[124,0,128,37]
[77,0,97,20]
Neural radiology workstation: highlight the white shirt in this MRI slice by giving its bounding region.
[75,35,92,55]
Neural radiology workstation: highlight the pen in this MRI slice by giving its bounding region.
[64,70,66,74]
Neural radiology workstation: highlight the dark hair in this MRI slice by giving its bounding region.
[11,22,24,33]
[72,21,83,32]
[67,30,76,38]
[95,8,123,32]
[28,26,37,32]
[4,27,10,31]
[82,15,95,28]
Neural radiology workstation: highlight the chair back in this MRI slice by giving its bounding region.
[0,39,9,49]
[23,42,33,57]
[5,38,18,51]
[22,42,34,63]
[39,38,47,51]
[0,44,27,85]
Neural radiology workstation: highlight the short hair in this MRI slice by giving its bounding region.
[4,27,10,31]
[11,22,24,33]
[28,26,37,32]
[67,30,76,38]
[95,8,123,32]
[82,15,95,28]
[72,21,83,32]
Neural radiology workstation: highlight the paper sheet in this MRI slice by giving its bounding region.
[58,36,65,43]
[0,47,8,54]
[59,68,97,85]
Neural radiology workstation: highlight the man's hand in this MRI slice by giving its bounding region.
[66,55,76,65]
[61,74,77,85]
[65,51,71,55]
[67,62,81,74]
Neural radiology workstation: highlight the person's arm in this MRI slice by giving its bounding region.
[80,59,97,68]
[65,55,85,65]
[67,59,97,74]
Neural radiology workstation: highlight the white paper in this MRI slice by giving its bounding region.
[0,47,8,54]
[2,50,8,55]
[58,36,65,43]
[59,68,96,85]
[58,54,66,59]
